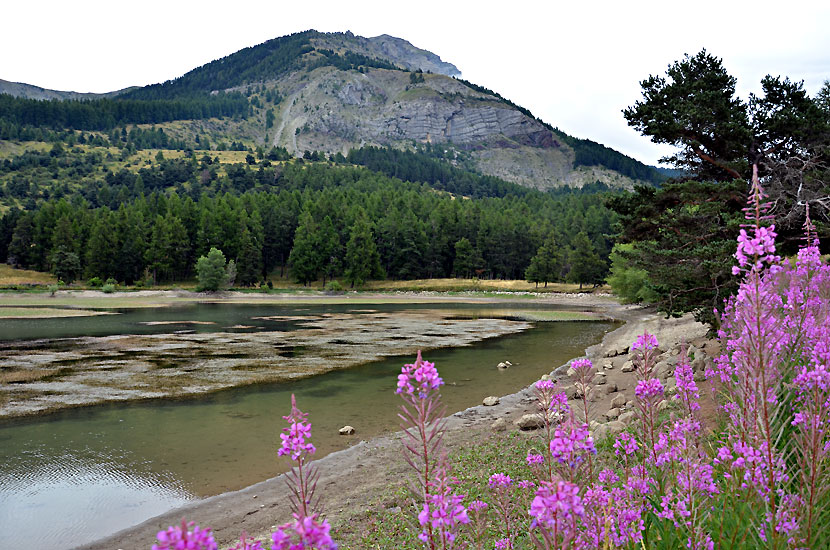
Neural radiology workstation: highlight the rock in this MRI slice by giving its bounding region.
[610,394,626,409]
[589,420,601,430]
[497,362,510,369]
[593,373,607,385]
[515,414,544,430]
[687,344,698,358]
[694,372,707,382]
[604,348,618,358]
[339,425,355,435]
[626,400,635,409]
[621,361,635,373]
[691,356,706,373]
[605,408,621,421]
[540,373,551,381]
[482,396,500,407]
[593,420,625,442]
[604,382,618,394]
[655,361,673,379]
[665,386,678,398]
[657,400,670,412]
[603,362,614,370]
[491,418,507,432]
[567,367,577,378]
[619,411,636,425]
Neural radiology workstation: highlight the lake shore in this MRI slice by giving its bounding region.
[78,295,712,550]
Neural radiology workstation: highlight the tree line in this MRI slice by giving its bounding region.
[0,163,615,287]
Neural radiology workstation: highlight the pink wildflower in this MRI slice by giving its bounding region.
[396,350,443,398]
[271,513,337,550]
[153,520,217,550]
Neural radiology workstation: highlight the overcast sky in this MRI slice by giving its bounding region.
[3,0,829,166]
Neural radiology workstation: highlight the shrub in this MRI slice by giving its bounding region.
[101,283,115,294]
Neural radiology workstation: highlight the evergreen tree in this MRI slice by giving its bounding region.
[318,216,341,285]
[86,211,118,279]
[567,231,606,289]
[288,210,321,285]
[236,227,263,286]
[525,233,562,287]
[50,246,81,283]
[453,237,483,278]
[344,211,383,287]
[195,247,229,291]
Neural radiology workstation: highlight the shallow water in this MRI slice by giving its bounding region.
[0,303,614,549]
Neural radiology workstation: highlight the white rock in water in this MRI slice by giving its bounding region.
[339,425,355,435]
[497,362,510,369]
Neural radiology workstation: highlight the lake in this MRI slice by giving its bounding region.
[0,302,614,549]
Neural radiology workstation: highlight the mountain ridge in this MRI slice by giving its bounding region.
[0,30,663,189]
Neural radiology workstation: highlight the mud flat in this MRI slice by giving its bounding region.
[0,309,531,418]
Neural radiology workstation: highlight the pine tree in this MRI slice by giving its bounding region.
[288,210,321,285]
[344,211,383,288]
[525,233,562,287]
[567,231,606,289]
[195,247,229,291]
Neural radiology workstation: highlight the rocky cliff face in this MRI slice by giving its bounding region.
[262,65,585,188]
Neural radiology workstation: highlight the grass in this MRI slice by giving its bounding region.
[0,307,111,318]
[338,431,540,549]
[0,264,56,285]
[363,278,603,294]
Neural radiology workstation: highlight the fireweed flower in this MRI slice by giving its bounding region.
[635,378,664,400]
[549,422,596,468]
[396,350,443,398]
[674,359,701,413]
[494,538,511,549]
[278,395,316,461]
[529,480,584,535]
[631,332,659,352]
[152,520,217,550]
[488,473,513,488]
[271,513,337,550]
[418,468,469,546]
[468,500,488,512]
[229,534,264,550]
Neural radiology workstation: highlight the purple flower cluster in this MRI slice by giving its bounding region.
[418,469,469,546]
[278,395,316,461]
[529,480,584,531]
[228,534,264,550]
[488,473,513,489]
[631,332,659,352]
[548,422,596,468]
[634,378,664,400]
[152,520,217,550]
[396,350,444,398]
[271,514,337,550]
[673,358,700,413]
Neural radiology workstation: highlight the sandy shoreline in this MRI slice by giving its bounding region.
[74,295,716,550]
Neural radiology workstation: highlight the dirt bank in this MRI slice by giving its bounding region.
[79,299,714,550]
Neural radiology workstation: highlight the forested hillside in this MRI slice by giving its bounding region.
[0,150,615,287]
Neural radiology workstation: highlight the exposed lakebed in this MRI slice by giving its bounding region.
[0,301,614,549]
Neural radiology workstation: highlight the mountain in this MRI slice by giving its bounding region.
[0,30,663,189]
[0,78,131,101]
